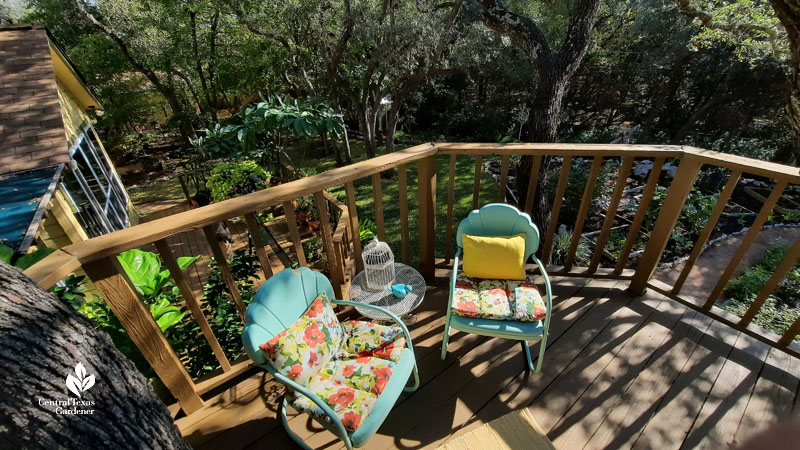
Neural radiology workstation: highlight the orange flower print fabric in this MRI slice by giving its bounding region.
[261,293,409,432]
[259,294,342,385]
[339,320,406,363]
[451,273,547,322]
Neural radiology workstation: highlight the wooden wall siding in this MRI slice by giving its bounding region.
[56,81,89,145]
[0,26,70,174]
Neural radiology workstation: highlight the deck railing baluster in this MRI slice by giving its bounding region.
[629,158,703,295]
[345,182,365,272]
[672,170,741,294]
[524,155,543,214]
[589,156,634,273]
[704,180,789,308]
[614,157,666,274]
[314,191,343,298]
[202,225,247,319]
[472,155,483,210]
[541,156,573,265]
[445,155,457,263]
[398,164,411,265]
[155,239,231,372]
[282,201,307,267]
[564,157,603,270]
[244,212,276,280]
[83,256,205,414]
[498,155,510,203]
[371,173,386,241]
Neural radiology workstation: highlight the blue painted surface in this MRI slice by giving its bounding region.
[0,166,61,252]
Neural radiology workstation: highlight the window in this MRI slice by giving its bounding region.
[64,125,129,237]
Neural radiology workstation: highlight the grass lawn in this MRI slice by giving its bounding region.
[128,177,186,206]
[126,137,502,263]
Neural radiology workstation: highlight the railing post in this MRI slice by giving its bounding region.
[628,157,702,295]
[418,155,437,281]
[83,256,205,415]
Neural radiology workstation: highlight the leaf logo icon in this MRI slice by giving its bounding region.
[66,362,95,397]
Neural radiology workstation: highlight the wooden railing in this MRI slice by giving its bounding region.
[24,142,800,415]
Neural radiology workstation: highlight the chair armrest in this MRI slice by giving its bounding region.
[332,300,416,355]
[446,249,462,319]
[258,363,350,439]
[531,256,553,327]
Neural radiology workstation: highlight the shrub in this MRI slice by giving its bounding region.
[550,225,591,266]
[721,243,800,341]
[207,160,270,202]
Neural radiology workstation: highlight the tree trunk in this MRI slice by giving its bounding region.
[770,0,800,161]
[0,262,190,449]
[342,128,353,164]
[517,70,567,242]
[358,106,378,158]
[385,105,400,153]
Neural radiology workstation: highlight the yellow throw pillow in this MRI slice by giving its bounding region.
[461,233,527,280]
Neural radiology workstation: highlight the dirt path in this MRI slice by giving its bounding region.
[654,226,800,299]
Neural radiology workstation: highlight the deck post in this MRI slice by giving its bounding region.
[418,155,437,281]
[83,256,205,415]
[628,157,702,295]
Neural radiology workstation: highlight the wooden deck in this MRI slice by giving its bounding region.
[172,265,800,450]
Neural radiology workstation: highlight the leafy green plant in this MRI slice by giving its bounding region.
[721,244,800,340]
[0,244,56,270]
[206,160,270,202]
[303,235,325,263]
[50,274,88,307]
[176,249,263,377]
[549,225,591,266]
[359,218,377,247]
[117,249,199,297]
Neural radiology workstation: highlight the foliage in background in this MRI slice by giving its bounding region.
[550,225,591,266]
[722,244,800,339]
[645,187,718,261]
[192,94,347,175]
[206,160,270,202]
[0,244,56,270]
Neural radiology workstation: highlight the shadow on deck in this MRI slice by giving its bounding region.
[173,265,800,450]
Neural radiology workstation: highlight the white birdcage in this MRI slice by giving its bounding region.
[362,237,395,290]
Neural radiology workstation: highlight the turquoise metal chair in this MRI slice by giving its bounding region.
[242,267,420,450]
[440,203,553,372]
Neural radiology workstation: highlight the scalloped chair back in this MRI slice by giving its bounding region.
[241,267,334,366]
[455,203,540,262]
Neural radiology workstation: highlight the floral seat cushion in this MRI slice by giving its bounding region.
[260,298,407,432]
[451,273,546,322]
[289,354,396,431]
[339,320,406,363]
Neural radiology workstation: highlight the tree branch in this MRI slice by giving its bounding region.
[474,0,551,59]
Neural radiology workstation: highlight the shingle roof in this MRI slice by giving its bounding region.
[0,25,70,175]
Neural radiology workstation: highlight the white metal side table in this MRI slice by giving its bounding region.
[349,262,426,322]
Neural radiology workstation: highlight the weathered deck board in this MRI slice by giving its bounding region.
[173,272,800,450]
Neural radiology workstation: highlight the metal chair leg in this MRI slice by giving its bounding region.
[535,336,547,373]
[279,396,312,450]
[441,320,451,360]
[521,340,535,372]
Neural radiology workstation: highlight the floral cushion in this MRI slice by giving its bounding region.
[290,353,400,431]
[290,376,378,432]
[259,294,343,385]
[452,273,546,322]
[260,296,408,432]
[339,320,406,363]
